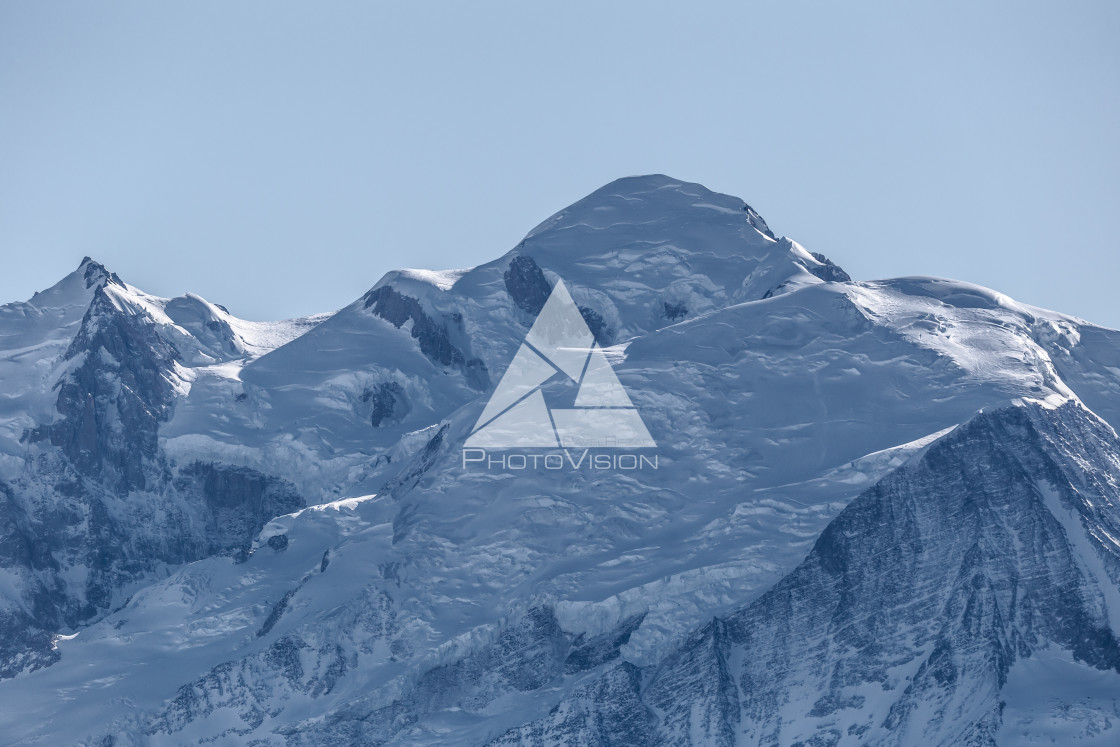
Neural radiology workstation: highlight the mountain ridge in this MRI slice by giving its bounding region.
[0,175,1118,745]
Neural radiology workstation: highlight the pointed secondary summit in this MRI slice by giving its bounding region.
[18,256,124,313]
[466,279,655,449]
[77,256,124,290]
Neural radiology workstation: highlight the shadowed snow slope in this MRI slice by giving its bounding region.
[0,175,1118,745]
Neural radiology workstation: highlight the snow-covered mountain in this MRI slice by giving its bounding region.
[0,174,1118,745]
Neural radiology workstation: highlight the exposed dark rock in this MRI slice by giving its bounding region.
[291,606,653,745]
[363,285,488,389]
[742,203,775,239]
[503,254,612,343]
[646,619,740,746]
[177,463,304,556]
[761,284,785,300]
[578,304,613,346]
[645,402,1120,744]
[267,534,289,552]
[385,424,449,507]
[146,636,313,738]
[504,254,553,316]
[808,251,852,282]
[362,382,410,427]
[49,286,180,491]
[364,285,461,366]
[0,454,308,681]
[0,514,61,681]
[257,588,297,638]
[490,662,657,747]
[81,258,124,289]
[663,301,688,322]
[412,606,567,713]
[564,612,645,674]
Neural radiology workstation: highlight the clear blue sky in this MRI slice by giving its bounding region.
[2,1,1118,327]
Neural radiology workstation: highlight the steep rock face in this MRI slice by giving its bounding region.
[0,265,311,682]
[49,285,181,491]
[0,258,122,459]
[176,462,305,557]
[489,663,656,747]
[641,401,1120,745]
[504,254,613,344]
[0,479,62,679]
[364,381,410,427]
[412,606,569,712]
[809,251,852,282]
[742,202,775,239]
[363,285,490,391]
[80,256,124,289]
[0,458,306,681]
[504,254,553,316]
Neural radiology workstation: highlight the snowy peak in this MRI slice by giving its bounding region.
[525,173,778,246]
[0,258,136,457]
[77,256,124,291]
[0,257,325,476]
[5,176,1120,745]
[347,174,847,363]
[50,281,183,491]
[507,175,850,332]
[14,257,122,322]
[49,261,324,366]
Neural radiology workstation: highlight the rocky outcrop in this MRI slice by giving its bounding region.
[0,480,62,679]
[0,457,306,680]
[504,254,553,316]
[50,286,181,491]
[363,382,409,427]
[0,267,316,683]
[176,462,304,556]
[384,424,449,506]
[649,401,1120,745]
[809,251,852,282]
[497,402,1120,745]
[490,663,656,747]
[742,202,775,239]
[504,253,613,344]
[363,285,489,389]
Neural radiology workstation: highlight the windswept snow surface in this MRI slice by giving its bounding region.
[0,175,1119,744]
